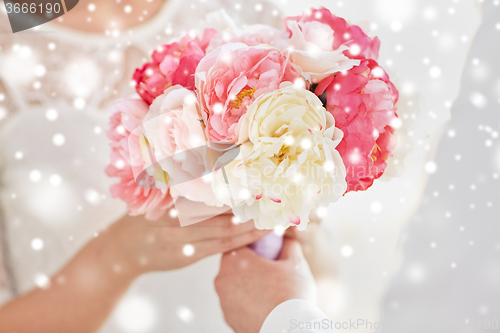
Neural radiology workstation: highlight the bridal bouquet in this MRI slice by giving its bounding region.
[106,7,398,257]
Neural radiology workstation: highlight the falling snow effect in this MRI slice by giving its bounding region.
[0,0,496,332]
[381,1,500,331]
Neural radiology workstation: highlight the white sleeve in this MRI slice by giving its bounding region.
[260,299,338,333]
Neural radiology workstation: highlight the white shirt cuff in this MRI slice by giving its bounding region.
[260,299,338,333]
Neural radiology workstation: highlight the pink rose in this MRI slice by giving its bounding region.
[133,29,217,104]
[106,99,174,220]
[284,7,380,61]
[315,60,399,192]
[195,43,302,143]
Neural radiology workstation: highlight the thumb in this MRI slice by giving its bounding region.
[278,237,304,261]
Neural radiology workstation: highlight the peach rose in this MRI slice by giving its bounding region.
[142,85,223,206]
[195,43,302,143]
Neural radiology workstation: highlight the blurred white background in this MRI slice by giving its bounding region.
[0,0,498,332]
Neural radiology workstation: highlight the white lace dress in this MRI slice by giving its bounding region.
[0,0,482,332]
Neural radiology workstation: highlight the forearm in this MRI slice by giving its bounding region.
[0,226,138,333]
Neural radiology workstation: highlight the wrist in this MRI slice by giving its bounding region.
[52,224,139,302]
[94,220,144,283]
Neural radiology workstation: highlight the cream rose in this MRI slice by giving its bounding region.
[212,84,347,230]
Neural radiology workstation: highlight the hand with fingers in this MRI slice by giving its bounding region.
[103,208,271,277]
[0,204,272,333]
[215,236,317,333]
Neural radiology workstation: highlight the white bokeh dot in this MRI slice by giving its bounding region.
[49,174,62,186]
[169,208,178,218]
[176,306,194,323]
[273,225,286,236]
[390,21,403,32]
[429,66,442,79]
[85,188,102,205]
[29,170,42,182]
[46,108,58,121]
[407,264,425,283]
[182,244,195,257]
[239,188,250,200]
[370,201,383,213]
[349,44,361,55]
[115,159,125,169]
[371,66,384,78]
[73,98,86,110]
[422,6,438,20]
[425,161,437,174]
[116,125,125,135]
[19,46,32,58]
[469,92,487,108]
[31,238,44,251]
[316,206,328,218]
[300,138,312,150]
[293,78,306,89]
[114,296,157,333]
[34,65,46,77]
[52,133,65,146]
[34,273,50,289]
[341,245,353,258]
[401,81,415,95]
[212,103,223,114]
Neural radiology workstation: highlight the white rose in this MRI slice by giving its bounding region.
[286,20,360,83]
[212,84,347,230]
